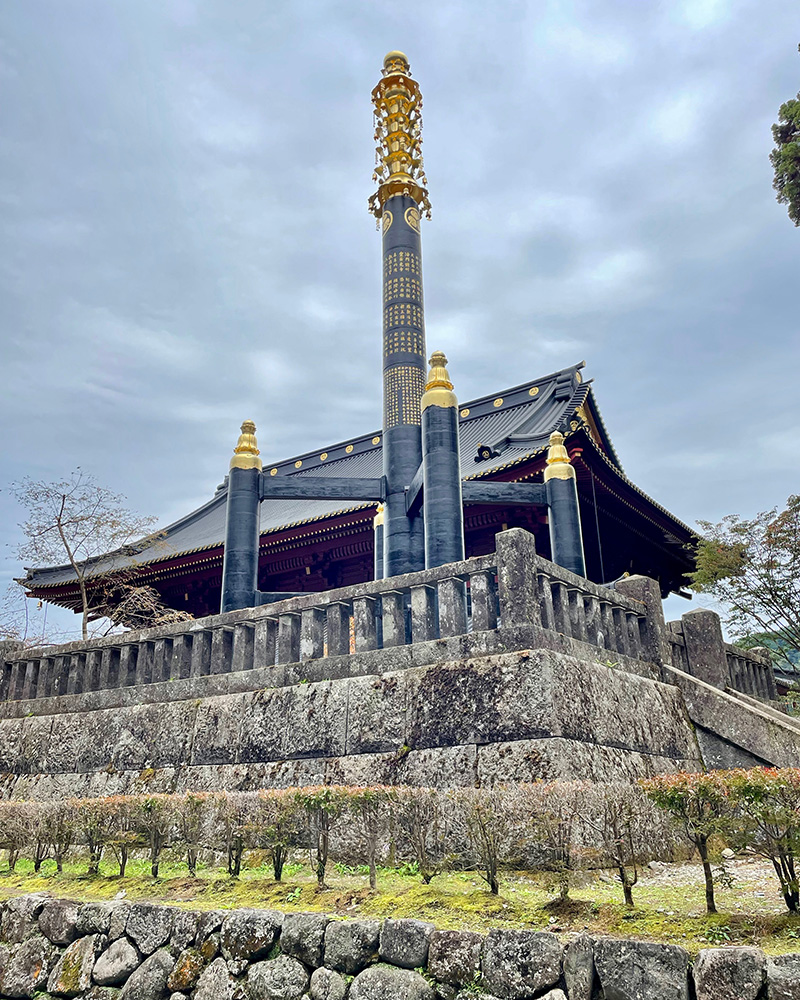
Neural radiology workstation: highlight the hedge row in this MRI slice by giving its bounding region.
[2,768,798,912]
[0,782,675,903]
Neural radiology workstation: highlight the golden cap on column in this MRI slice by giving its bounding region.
[544,430,576,481]
[230,420,263,471]
[373,503,385,528]
[421,351,458,412]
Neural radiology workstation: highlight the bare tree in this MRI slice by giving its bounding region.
[11,469,191,639]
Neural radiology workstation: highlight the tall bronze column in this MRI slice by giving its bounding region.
[369,51,431,577]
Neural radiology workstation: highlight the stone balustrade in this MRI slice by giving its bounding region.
[4,527,774,707]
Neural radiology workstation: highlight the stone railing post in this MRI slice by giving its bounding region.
[681,608,729,690]
[496,528,540,627]
[614,575,670,677]
[749,646,778,700]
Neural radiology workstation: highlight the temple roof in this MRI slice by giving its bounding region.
[21,362,675,591]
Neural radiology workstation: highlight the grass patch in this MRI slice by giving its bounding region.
[1,852,799,955]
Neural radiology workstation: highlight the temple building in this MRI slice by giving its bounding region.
[20,361,694,618]
[19,52,696,620]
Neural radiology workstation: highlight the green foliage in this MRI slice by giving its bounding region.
[771,47,800,227]
[689,496,800,670]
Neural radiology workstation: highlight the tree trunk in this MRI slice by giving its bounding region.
[619,867,634,908]
[698,837,717,914]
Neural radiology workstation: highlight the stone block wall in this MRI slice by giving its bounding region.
[0,893,795,1000]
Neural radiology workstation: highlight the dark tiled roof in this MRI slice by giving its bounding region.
[22,362,618,588]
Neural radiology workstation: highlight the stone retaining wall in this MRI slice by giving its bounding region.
[0,893,794,1000]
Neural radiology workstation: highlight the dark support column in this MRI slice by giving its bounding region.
[373,506,385,580]
[544,431,586,578]
[370,53,431,578]
[421,352,464,569]
[221,421,262,613]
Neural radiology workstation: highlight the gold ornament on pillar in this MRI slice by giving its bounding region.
[421,351,458,412]
[368,51,431,220]
[544,431,576,481]
[230,420,263,471]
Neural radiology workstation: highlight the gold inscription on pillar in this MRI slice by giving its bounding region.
[384,250,421,276]
[384,365,425,428]
[404,206,420,233]
[382,210,393,234]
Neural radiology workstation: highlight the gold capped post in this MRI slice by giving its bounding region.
[544,430,575,481]
[230,420,263,471]
[373,503,385,527]
[421,351,457,411]
[368,51,431,220]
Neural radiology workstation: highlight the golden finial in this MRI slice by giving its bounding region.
[368,51,431,221]
[230,420,263,471]
[373,503,385,527]
[421,350,457,412]
[544,430,576,482]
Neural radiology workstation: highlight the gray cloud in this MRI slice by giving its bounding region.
[1,0,798,636]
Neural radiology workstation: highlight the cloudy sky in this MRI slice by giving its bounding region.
[1,0,798,638]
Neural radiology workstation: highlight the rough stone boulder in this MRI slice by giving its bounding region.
[76,902,124,938]
[119,948,175,1000]
[125,903,174,955]
[170,909,200,953]
[379,918,435,970]
[309,966,347,1000]
[593,938,691,1000]
[219,908,283,965]
[48,934,104,996]
[693,946,766,1000]
[481,929,563,999]
[1,894,50,944]
[563,933,594,1000]
[324,919,381,975]
[427,930,484,988]
[1,933,59,997]
[194,957,237,1000]
[166,946,205,991]
[349,963,435,1000]
[93,937,141,986]
[768,953,800,1000]
[39,899,80,946]
[247,954,309,999]
[280,912,330,968]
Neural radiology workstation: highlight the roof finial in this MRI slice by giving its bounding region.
[544,430,575,481]
[421,350,457,411]
[230,420,263,471]
[368,51,431,220]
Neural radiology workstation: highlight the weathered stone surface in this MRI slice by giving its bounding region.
[48,934,103,996]
[85,988,123,1000]
[197,911,225,945]
[125,903,174,955]
[219,909,282,963]
[1,933,59,997]
[379,918,435,970]
[169,910,200,953]
[482,929,562,999]
[563,933,594,1000]
[694,946,766,1000]
[427,930,483,988]
[309,967,347,1000]
[768,953,800,1000]
[280,912,330,968]
[594,938,690,1000]
[119,949,174,1000]
[324,918,381,975]
[39,899,80,946]
[76,902,122,938]
[93,937,141,986]
[200,933,220,963]
[247,954,309,999]
[350,963,435,1000]
[108,903,132,941]
[2,893,50,944]
[194,958,236,1000]
[166,948,204,991]
[538,992,567,1000]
